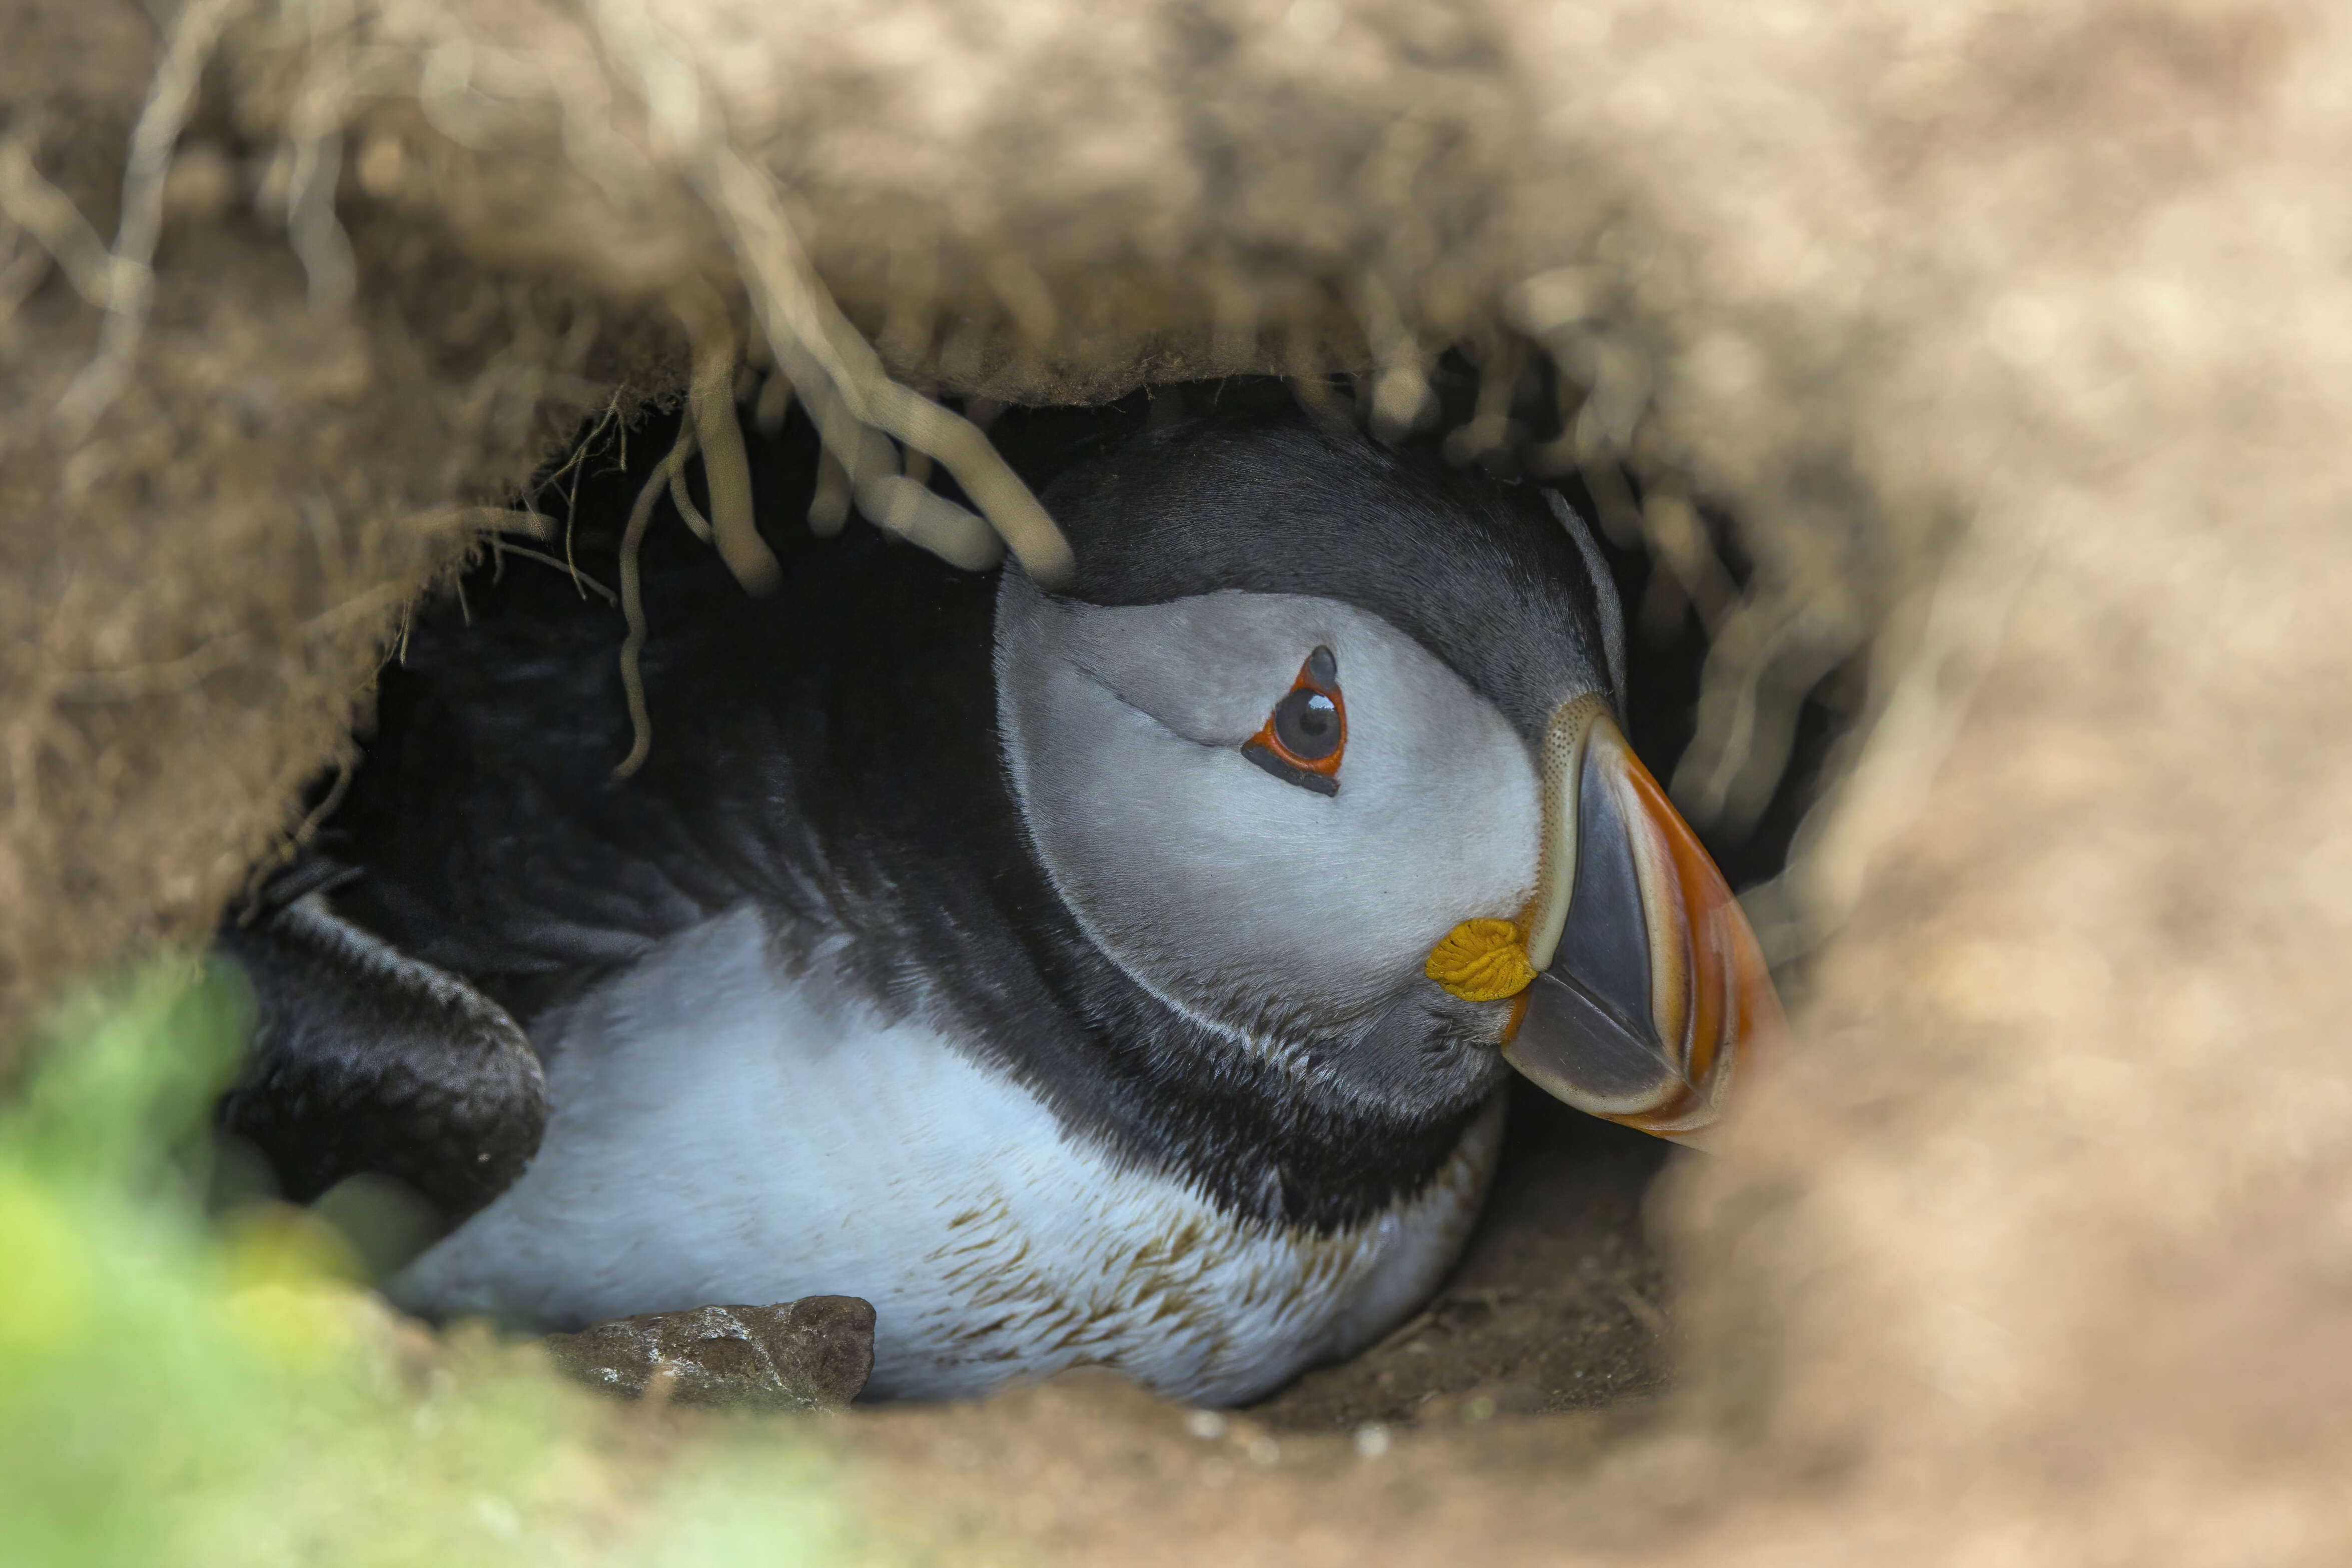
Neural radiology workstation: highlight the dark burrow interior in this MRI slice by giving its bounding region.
[286,364,1841,1424]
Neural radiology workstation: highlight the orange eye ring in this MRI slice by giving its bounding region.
[1242,645,1346,797]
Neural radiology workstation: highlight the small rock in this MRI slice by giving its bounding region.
[541,1297,875,1411]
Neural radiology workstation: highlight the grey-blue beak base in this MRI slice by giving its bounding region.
[1508,733,1681,1113]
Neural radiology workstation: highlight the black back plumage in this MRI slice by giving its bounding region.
[283,407,1611,1232]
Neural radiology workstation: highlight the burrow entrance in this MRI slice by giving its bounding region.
[290,362,1846,1426]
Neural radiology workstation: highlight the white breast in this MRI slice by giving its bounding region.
[391,908,1502,1404]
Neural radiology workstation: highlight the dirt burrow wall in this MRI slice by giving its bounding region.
[6,0,2352,1560]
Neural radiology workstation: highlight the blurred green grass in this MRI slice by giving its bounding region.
[1,962,866,1567]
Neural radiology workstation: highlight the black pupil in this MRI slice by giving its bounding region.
[1274,688,1340,761]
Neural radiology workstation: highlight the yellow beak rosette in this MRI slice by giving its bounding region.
[1422,919,1538,1004]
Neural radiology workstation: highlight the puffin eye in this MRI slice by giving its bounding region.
[1273,688,1341,760]
[1242,646,1347,797]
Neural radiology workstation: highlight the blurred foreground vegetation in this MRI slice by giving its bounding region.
[0,963,864,1567]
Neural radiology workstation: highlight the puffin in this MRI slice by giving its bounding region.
[218,410,1780,1404]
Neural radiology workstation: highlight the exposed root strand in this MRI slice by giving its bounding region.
[665,464,712,541]
[0,132,114,307]
[859,473,1005,570]
[557,390,628,591]
[692,146,1074,588]
[809,445,852,537]
[610,449,674,781]
[662,423,711,541]
[1441,335,1528,467]
[497,544,617,605]
[685,325,778,593]
[56,0,245,436]
[858,380,1056,581]
[1359,274,1433,440]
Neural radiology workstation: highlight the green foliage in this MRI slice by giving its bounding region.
[0,963,864,1568]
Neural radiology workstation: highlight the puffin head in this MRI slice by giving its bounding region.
[993,417,1781,1143]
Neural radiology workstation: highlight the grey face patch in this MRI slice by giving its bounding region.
[995,572,1541,1093]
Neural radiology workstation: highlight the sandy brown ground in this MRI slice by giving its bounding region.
[848,1381,1660,1568]
[1255,1083,1674,1430]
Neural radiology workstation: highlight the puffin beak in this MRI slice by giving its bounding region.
[1500,697,1782,1144]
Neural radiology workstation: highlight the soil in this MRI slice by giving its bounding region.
[1252,1079,1675,1430]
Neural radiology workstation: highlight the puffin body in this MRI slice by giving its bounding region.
[396,906,1501,1401]
[222,414,1775,1403]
